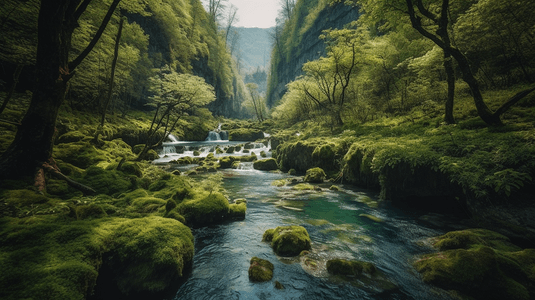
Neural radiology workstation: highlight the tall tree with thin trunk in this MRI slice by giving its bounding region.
[0,0,121,179]
[100,16,124,127]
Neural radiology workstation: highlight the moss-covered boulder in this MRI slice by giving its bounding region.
[262,226,312,256]
[81,166,133,196]
[248,257,274,282]
[326,258,396,292]
[229,128,264,141]
[228,202,247,220]
[219,156,236,168]
[304,167,326,183]
[100,217,194,295]
[414,229,535,300]
[178,192,231,227]
[327,259,376,276]
[56,130,88,144]
[253,158,279,171]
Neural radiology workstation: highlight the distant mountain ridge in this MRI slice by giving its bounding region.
[234,27,272,72]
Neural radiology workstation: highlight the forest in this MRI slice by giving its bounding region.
[1,0,535,299]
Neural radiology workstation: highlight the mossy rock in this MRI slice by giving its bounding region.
[262,226,312,256]
[253,158,279,171]
[178,192,230,227]
[432,229,521,252]
[118,161,142,177]
[249,257,274,282]
[81,166,133,196]
[229,128,264,141]
[101,217,194,295]
[176,156,193,164]
[132,144,145,154]
[415,229,535,300]
[130,197,166,213]
[165,210,186,224]
[226,146,235,154]
[288,169,297,175]
[229,202,247,220]
[144,149,160,161]
[2,189,49,207]
[415,247,529,300]
[56,130,88,144]
[327,259,376,276]
[304,167,326,183]
[76,204,107,220]
[219,156,236,168]
[53,141,107,169]
[292,183,315,190]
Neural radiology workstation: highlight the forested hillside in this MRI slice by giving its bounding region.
[0,0,249,118]
[266,0,359,107]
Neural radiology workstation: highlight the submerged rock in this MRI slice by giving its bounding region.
[248,257,274,282]
[414,229,535,300]
[263,226,312,256]
[327,258,397,293]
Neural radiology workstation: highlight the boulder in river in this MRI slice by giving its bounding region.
[253,158,279,171]
[304,167,326,183]
[248,257,274,282]
[262,225,312,256]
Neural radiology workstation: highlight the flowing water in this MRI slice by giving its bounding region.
[155,136,459,300]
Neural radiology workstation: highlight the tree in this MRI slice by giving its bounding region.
[297,28,362,127]
[0,0,121,179]
[351,0,535,125]
[244,83,266,122]
[136,67,216,160]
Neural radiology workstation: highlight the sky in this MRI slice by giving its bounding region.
[228,0,279,28]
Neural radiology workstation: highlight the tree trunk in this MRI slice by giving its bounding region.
[0,0,76,178]
[443,52,455,124]
[100,17,124,127]
[0,0,121,179]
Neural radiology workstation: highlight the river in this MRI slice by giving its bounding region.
[168,166,459,300]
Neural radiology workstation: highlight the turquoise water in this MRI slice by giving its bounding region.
[172,168,458,300]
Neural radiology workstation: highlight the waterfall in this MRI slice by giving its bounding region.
[167,134,179,143]
[205,131,222,141]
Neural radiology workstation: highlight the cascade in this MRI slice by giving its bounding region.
[205,131,222,141]
[167,134,179,142]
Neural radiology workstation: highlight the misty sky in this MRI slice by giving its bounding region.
[229,0,279,28]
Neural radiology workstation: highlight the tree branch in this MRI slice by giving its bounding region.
[69,0,121,71]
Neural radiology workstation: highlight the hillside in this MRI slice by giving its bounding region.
[234,27,272,72]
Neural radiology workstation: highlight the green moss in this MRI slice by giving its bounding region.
[292,183,315,190]
[253,158,279,171]
[304,167,326,183]
[178,192,230,227]
[130,197,166,213]
[164,210,186,224]
[433,229,521,252]
[118,161,142,177]
[248,257,274,282]
[228,202,247,220]
[326,259,376,276]
[99,217,194,294]
[81,166,132,196]
[76,204,107,220]
[262,226,312,256]
[415,246,529,300]
[288,169,297,175]
[2,189,49,207]
[56,131,89,144]
[166,199,177,212]
[229,128,264,141]
[271,179,287,187]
